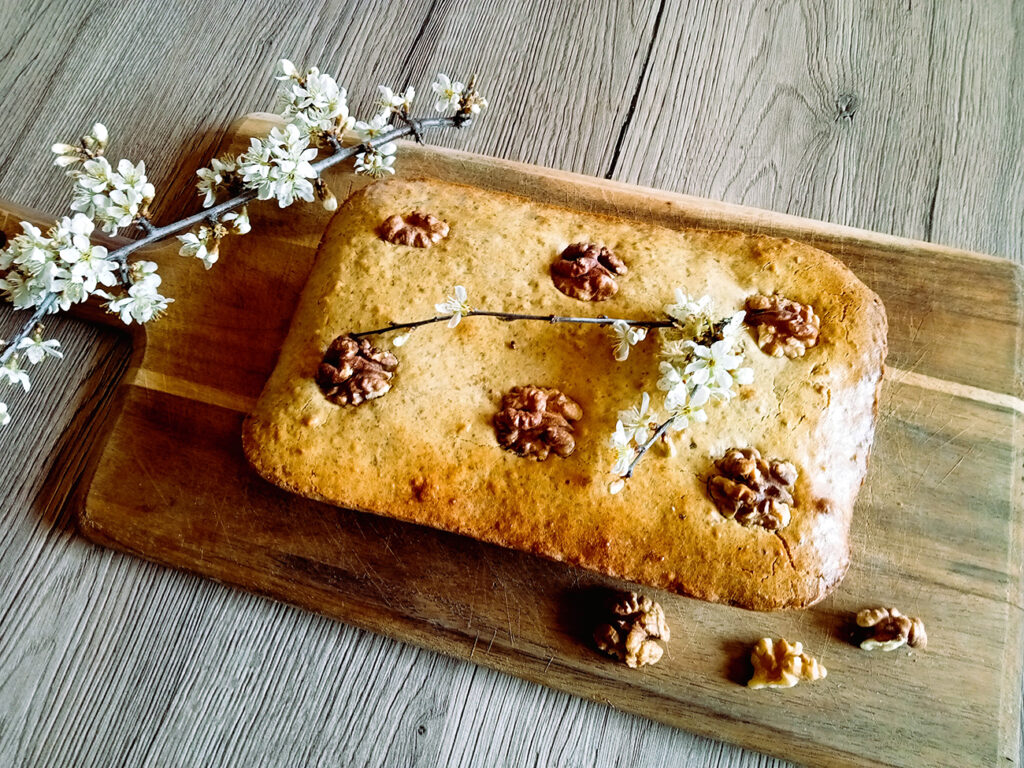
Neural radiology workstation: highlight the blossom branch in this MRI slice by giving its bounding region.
[0,63,488,426]
[350,310,673,339]
[107,117,463,267]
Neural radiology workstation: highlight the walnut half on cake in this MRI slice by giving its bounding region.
[242,178,887,611]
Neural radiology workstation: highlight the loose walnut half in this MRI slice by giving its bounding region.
[748,637,827,689]
[744,293,821,358]
[379,211,450,247]
[316,334,399,406]
[550,243,627,302]
[856,607,927,651]
[708,447,797,530]
[593,592,670,669]
[493,385,582,460]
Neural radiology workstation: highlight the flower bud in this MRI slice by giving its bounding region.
[315,178,338,211]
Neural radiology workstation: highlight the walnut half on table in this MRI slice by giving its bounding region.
[593,592,670,669]
[748,637,827,689]
[857,607,927,651]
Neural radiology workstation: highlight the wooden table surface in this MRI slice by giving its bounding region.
[1,2,1020,766]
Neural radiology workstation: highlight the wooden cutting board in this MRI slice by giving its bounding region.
[4,113,1021,768]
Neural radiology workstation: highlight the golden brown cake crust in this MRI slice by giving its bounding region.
[242,178,888,611]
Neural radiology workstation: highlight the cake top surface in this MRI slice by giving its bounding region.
[243,177,887,610]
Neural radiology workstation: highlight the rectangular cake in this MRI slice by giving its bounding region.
[242,178,887,610]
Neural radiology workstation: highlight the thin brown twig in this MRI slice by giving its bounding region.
[622,415,677,479]
[350,310,674,339]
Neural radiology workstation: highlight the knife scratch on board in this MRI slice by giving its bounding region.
[937,452,968,486]
[503,587,515,646]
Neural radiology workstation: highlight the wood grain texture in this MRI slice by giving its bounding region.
[0,2,1021,767]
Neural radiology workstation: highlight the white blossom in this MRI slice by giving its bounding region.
[69,185,108,220]
[56,279,88,311]
[431,74,464,112]
[461,91,488,115]
[76,157,113,192]
[69,244,118,293]
[664,289,713,324]
[275,58,299,81]
[609,418,638,476]
[111,159,154,198]
[50,215,118,293]
[0,358,31,392]
[610,319,647,361]
[101,187,144,231]
[616,392,652,445]
[392,331,411,347]
[51,123,107,168]
[222,207,251,235]
[52,213,95,260]
[87,123,108,149]
[67,155,153,234]
[129,260,160,284]
[0,272,41,310]
[720,310,746,341]
[17,336,63,364]
[0,215,123,312]
[353,113,392,142]
[377,85,414,114]
[435,285,471,327]
[0,402,9,427]
[656,360,684,392]
[1,221,52,271]
[177,225,219,269]
[611,443,636,477]
[609,420,630,450]
[353,148,395,178]
[658,334,696,363]
[237,124,318,207]
[278,66,353,135]
[51,142,81,168]
[608,478,626,494]
[684,339,752,396]
[196,156,238,208]
[664,381,710,431]
[105,271,172,325]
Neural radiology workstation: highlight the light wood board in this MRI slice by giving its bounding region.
[5,113,1006,767]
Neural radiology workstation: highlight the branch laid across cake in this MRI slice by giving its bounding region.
[0,61,488,427]
[334,282,799,493]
